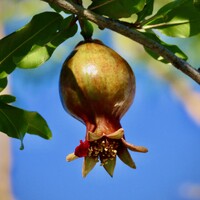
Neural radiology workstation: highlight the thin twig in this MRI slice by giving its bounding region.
[89,0,115,11]
[41,0,200,84]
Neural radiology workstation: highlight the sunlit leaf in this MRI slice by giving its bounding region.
[143,0,200,37]
[88,0,146,19]
[0,102,52,149]
[0,12,78,78]
[137,0,154,22]
[16,15,78,69]
[26,111,52,139]
[143,31,188,63]
[0,12,61,78]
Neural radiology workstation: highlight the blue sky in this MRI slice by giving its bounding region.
[5,16,200,200]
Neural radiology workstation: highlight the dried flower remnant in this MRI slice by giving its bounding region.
[60,39,148,177]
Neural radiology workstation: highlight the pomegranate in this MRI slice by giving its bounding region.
[59,39,147,177]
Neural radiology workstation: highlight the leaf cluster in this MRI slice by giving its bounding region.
[0,12,77,148]
[88,0,200,62]
[0,0,200,148]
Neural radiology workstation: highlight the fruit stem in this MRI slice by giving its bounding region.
[79,19,92,40]
[74,0,93,41]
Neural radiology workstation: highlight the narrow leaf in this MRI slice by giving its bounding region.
[0,102,52,149]
[0,95,16,104]
[137,0,154,22]
[0,103,28,144]
[0,12,62,77]
[16,15,78,69]
[0,12,77,78]
[50,15,78,47]
[88,0,146,19]
[26,111,52,139]
[143,0,200,37]
[143,31,188,63]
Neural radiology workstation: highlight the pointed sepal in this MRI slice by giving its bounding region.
[117,146,136,169]
[103,157,116,177]
[121,138,148,153]
[82,156,98,177]
[87,131,102,141]
[107,128,124,139]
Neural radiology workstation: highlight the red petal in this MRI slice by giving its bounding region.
[75,140,90,157]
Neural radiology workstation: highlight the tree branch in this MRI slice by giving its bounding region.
[42,0,200,84]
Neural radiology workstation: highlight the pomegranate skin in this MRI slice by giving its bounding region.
[59,40,147,177]
[59,40,135,135]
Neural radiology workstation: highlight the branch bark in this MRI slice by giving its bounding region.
[42,0,200,84]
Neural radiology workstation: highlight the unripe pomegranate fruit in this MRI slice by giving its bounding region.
[59,39,147,177]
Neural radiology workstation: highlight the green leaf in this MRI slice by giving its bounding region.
[88,0,146,19]
[193,0,200,11]
[0,77,7,92]
[143,0,200,37]
[0,103,26,149]
[26,111,52,139]
[0,12,62,78]
[0,102,52,149]
[137,0,154,22]
[0,95,16,104]
[143,31,188,63]
[49,2,63,13]
[48,1,72,14]
[0,12,78,78]
[50,15,78,47]
[16,15,78,69]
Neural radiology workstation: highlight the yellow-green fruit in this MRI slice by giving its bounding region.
[59,40,148,177]
[59,40,135,135]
